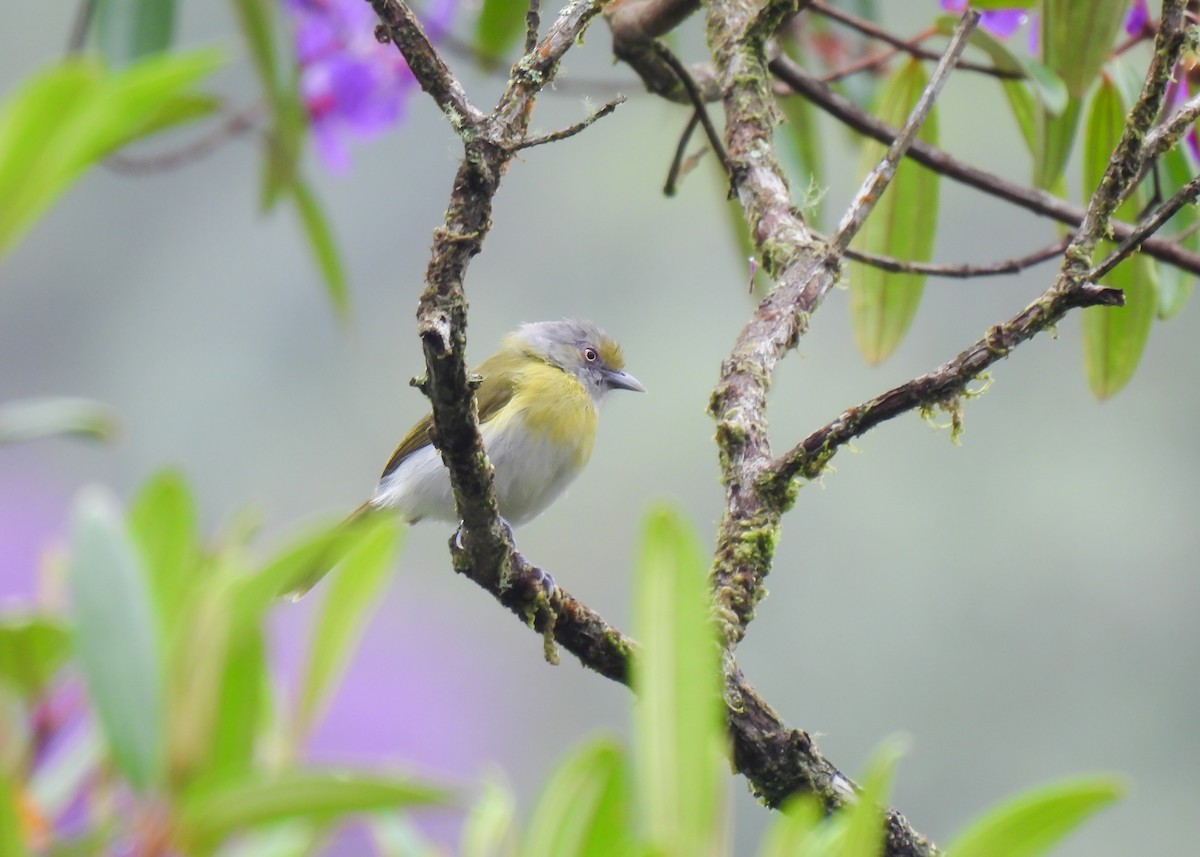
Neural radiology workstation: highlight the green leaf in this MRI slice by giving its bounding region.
[1041,0,1129,98]
[291,179,349,317]
[476,0,528,62]
[0,773,32,857]
[777,94,824,226]
[296,516,399,738]
[204,623,267,789]
[1031,98,1082,190]
[522,738,633,857]
[0,51,224,261]
[933,18,1067,116]
[0,617,70,700]
[135,92,223,140]
[178,771,448,851]
[67,487,163,793]
[370,815,444,857]
[1082,75,1156,398]
[632,505,724,857]
[230,0,282,94]
[758,794,824,857]
[129,469,199,630]
[0,397,118,444]
[850,59,940,364]
[461,775,516,857]
[946,775,1123,857]
[93,0,177,65]
[1156,144,1197,319]
[839,738,906,857]
[970,0,1036,7]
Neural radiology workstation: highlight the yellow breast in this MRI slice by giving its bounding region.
[506,361,597,467]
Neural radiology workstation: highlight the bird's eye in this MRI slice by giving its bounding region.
[583,346,599,363]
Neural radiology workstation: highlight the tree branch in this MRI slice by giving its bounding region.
[839,236,1069,278]
[769,55,1200,277]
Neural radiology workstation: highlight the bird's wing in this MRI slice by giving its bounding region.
[379,352,521,480]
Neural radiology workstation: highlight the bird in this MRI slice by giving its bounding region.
[365,318,644,527]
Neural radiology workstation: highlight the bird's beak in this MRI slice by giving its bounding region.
[602,368,646,393]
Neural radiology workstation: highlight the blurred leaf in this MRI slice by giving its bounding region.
[1156,144,1197,318]
[67,487,162,793]
[461,774,516,857]
[850,59,940,364]
[0,51,224,261]
[1083,75,1156,398]
[291,179,349,317]
[204,623,267,789]
[777,94,824,226]
[371,815,443,857]
[28,727,101,819]
[946,775,1123,857]
[0,617,70,700]
[759,794,824,857]
[0,773,32,857]
[135,92,223,140]
[178,770,448,850]
[230,0,282,93]
[633,505,724,857]
[219,821,323,857]
[934,18,1066,116]
[972,0,1035,6]
[522,738,633,857]
[0,397,117,444]
[129,469,199,630]
[297,515,398,738]
[0,684,29,775]
[838,738,905,857]
[476,0,527,62]
[237,521,355,616]
[1032,98,1081,190]
[93,0,177,65]
[1041,0,1129,98]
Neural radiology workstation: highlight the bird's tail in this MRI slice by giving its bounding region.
[285,500,385,600]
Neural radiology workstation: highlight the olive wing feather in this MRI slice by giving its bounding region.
[379,352,522,480]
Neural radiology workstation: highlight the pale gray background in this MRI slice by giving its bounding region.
[1,2,1196,854]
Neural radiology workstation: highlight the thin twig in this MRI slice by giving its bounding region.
[1143,89,1200,160]
[764,282,1125,489]
[1088,173,1200,282]
[513,96,627,150]
[104,102,264,174]
[808,0,1020,81]
[830,10,978,253]
[840,235,1069,278]
[664,110,703,196]
[769,54,1200,276]
[653,43,735,181]
[66,0,96,53]
[524,0,541,55]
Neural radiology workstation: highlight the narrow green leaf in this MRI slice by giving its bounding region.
[1031,97,1081,191]
[0,773,32,857]
[632,505,724,857]
[839,738,906,857]
[221,823,323,857]
[93,0,177,65]
[462,775,516,857]
[1082,75,1156,398]
[135,92,223,140]
[67,487,162,793]
[759,794,824,857]
[0,51,224,261]
[205,623,267,789]
[522,738,633,857]
[777,94,824,226]
[850,59,940,364]
[0,397,118,444]
[946,775,1123,857]
[0,684,29,775]
[0,617,70,700]
[1156,144,1197,319]
[129,469,199,629]
[179,771,448,850]
[475,0,528,62]
[291,179,349,317]
[1041,0,1129,98]
[230,0,282,94]
[297,516,399,738]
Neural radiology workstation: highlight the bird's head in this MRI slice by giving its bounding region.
[515,319,645,403]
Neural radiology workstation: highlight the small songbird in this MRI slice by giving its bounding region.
[366,319,644,526]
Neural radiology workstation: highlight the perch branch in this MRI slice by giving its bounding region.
[1088,172,1200,282]
[513,96,628,150]
[840,235,1069,278]
[830,12,977,252]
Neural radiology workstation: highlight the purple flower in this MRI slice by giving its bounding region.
[940,0,1026,39]
[283,0,455,173]
[1125,0,1148,36]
